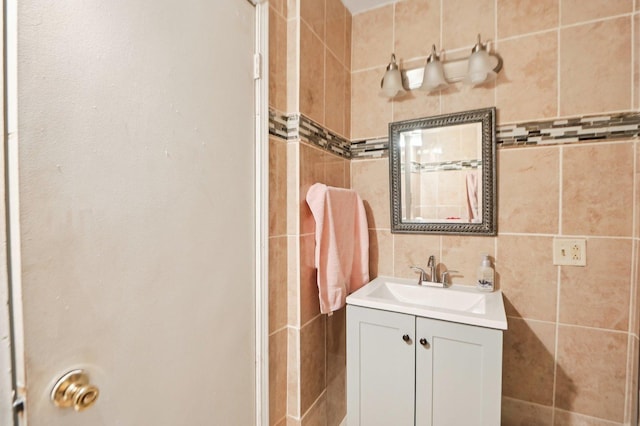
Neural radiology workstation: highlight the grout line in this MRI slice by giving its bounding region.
[559,11,635,30]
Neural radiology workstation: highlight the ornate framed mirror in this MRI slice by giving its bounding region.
[389,107,496,235]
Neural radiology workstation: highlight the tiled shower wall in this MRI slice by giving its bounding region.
[268,0,353,425]
[350,0,639,425]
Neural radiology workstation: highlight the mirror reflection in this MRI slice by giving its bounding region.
[389,107,496,235]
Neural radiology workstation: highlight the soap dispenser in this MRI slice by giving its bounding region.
[476,254,494,292]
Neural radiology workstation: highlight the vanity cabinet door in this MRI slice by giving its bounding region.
[347,306,416,426]
[415,318,503,426]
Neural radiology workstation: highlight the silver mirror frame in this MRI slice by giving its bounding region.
[389,107,497,235]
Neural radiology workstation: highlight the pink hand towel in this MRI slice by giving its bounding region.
[306,183,370,314]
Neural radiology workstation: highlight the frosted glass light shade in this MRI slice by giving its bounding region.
[380,67,405,98]
[420,60,448,92]
[465,46,496,86]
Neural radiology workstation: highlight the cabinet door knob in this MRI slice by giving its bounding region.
[402,334,411,342]
[419,338,429,347]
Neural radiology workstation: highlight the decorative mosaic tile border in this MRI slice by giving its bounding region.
[269,109,640,159]
[410,159,483,173]
[268,108,351,159]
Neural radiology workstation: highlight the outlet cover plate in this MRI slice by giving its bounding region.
[553,238,586,266]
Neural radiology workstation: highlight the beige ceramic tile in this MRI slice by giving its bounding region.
[352,5,393,70]
[496,31,558,123]
[324,155,348,188]
[325,51,346,137]
[636,141,640,238]
[270,0,286,16]
[345,11,352,71]
[326,0,346,64]
[369,229,393,278]
[287,142,299,236]
[553,409,622,425]
[286,417,300,426]
[635,14,639,111]
[562,142,634,237]
[351,69,393,139]
[561,0,633,25]
[287,236,299,326]
[287,21,299,112]
[442,0,495,51]
[498,235,558,322]
[300,0,325,41]
[392,234,441,279]
[301,391,327,426]
[326,367,346,426]
[441,236,496,286]
[270,137,288,237]
[351,158,391,230]
[269,8,288,112]
[626,336,639,424]
[560,238,632,330]
[287,0,297,19]
[560,17,632,116]
[269,329,288,425]
[440,80,496,115]
[497,0,558,38]
[299,234,321,325]
[275,417,287,426]
[501,397,553,425]
[556,325,627,422]
[270,236,289,333]
[326,308,346,426]
[502,318,556,405]
[394,0,440,61]
[632,240,640,336]
[299,315,326,414]
[287,327,300,418]
[300,21,325,125]
[498,147,559,234]
[344,68,352,139]
[392,59,441,122]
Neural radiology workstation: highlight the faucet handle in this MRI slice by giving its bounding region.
[410,266,428,282]
[440,270,459,286]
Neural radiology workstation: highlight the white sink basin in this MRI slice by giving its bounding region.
[346,276,507,329]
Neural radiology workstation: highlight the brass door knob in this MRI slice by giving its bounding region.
[51,369,99,411]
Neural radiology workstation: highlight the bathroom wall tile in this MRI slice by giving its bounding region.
[501,397,553,425]
[300,0,325,41]
[269,7,288,113]
[562,142,634,237]
[270,0,286,16]
[635,14,639,111]
[350,158,390,230]
[287,327,300,418]
[497,0,558,38]
[496,31,558,123]
[631,240,639,336]
[351,69,393,139]
[270,328,288,425]
[556,325,627,422]
[286,417,300,426]
[300,21,325,125]
[300,142,326,235]
[440,80,496,115]
[636,142,640,238]
[288,236,299,326]
[324,155,347,188]
[270,236,289,333]
[441,236,496,286]
[287,21,299,112]
[498,147,559,235]
[300,233,321,325]
[326,0,346,65]
[368,229,393,278]
[287,142,299,236]
[560,238,631,330]
[561,0,633,25]
[270,136,288,237]
[553,409,622,425]
[502,318,556,405]
[343,156,351,189]
[442,0,495,51]
[393,0,440,62]
[301,391,327,426]
[275,417,287,426]
[325,51,346,137]
[498,235,558,322]
[352,5,393,71]
[344,68,352,139]
[392,234,441,279]
[326,308,346,426]
[392,58,441,122]
[559,17,631,116]
[300,315,326,414]
[625,335,639,424]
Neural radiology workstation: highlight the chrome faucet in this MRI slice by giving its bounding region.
[410,256,458,288]
[410,266,428,284]
[427,255,437,283]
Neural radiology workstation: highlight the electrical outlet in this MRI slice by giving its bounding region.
[553,238,586,266]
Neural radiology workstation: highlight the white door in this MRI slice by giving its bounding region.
[8,1,262,424]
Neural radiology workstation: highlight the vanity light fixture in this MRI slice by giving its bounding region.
[380,34,503,98]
